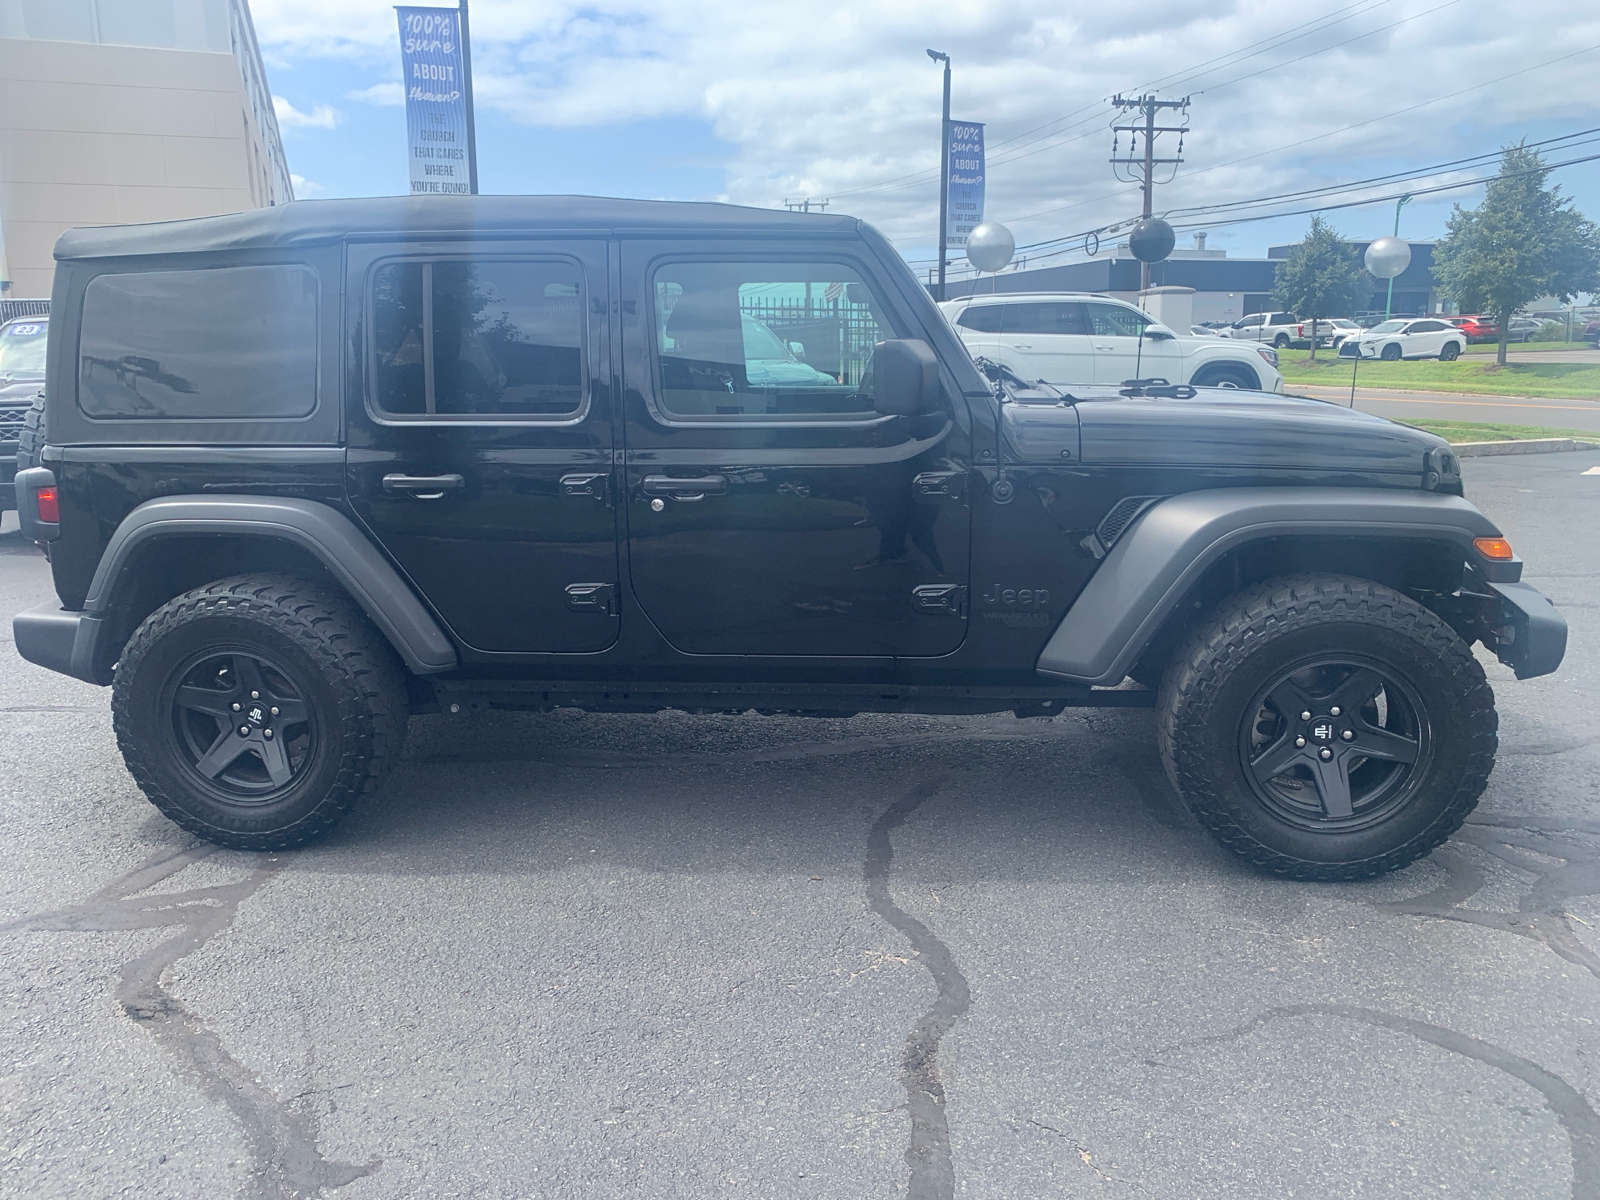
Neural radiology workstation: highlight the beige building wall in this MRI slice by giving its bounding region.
[0,2,291,298]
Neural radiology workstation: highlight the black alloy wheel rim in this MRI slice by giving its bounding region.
[164,649,316,803]
[1238,656,1430,831]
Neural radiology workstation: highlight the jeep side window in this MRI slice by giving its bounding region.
[78,265,317,420]
[371,259,584,419]
[650,262,895,420]
[1084,302,1149,338]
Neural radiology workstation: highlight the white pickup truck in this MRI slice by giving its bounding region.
[1223,311,1337,349]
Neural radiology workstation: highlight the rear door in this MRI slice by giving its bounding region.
[345,240,619,654]
[619,243,972,658]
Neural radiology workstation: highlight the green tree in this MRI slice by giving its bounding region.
[1433,144,1600,365]
[1271,215,1366,359]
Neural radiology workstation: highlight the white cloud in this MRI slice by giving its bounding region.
[290,173,325,197]
[250,0,1600,258]
[347,82,404,106]
[272,96,344,130]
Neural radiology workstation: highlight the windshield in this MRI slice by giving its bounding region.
[740,315,793,361]
[1367,320,1407,334]
[0,320,48,378]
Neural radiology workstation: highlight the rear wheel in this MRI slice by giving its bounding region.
[1191,364,1259,390]
[1273,334,1291,349]
[113,574,408,850]
[1439,342,1460,362]
[1157,575,1496,880]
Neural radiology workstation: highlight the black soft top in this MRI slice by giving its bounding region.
[55,195,864,261]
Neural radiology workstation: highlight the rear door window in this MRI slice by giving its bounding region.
[370,258,585,420]
[78,266,317,420]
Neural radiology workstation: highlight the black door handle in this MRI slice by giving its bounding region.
[641,474,728,501]
[382,473,465,499]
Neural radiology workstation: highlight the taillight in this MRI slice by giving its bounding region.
[34,486,59,524]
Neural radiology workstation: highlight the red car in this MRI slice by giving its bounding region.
[1445,315,1497,342]
[1584,317,1600,348]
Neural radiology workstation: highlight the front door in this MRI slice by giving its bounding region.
[1086,300,1182,385]
[620,245,971,658]
[1001,299,1097,386]
[345,240,619,654]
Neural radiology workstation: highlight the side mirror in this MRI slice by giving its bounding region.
[788,341,806,356]
[1144,325,1175,341]
[872,339,940,416]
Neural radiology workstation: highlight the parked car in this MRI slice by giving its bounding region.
[1321,318,1362,349]
[1339,317,1467,361]
[1584,316,1600,348]
[12,196,1565,881]
[0,314,49,509]
[1189,325,1222,337]
[1221,311,1334,349]
[1446,315,1497,343]
[1504,317,1541,343]
[941,293,1284,391]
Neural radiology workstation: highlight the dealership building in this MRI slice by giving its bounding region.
[944,235,1443,324]
[0,0,292,300]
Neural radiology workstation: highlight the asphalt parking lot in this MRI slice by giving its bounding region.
[3,449,1598,1200]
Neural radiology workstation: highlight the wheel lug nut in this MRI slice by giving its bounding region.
[1300,711,1312,721]
[270,707,279,716]
[1295,737,1306,748]
[231,702,241,712]
[263,728,274,739]
[1342,729,1355,741]
[238,726,250,736]
[1330,706,1341,716]
[1319,748,1334,761]
[251,690,260,699]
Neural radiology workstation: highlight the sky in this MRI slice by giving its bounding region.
[255,0,1600,283]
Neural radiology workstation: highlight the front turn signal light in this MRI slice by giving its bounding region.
[1473,536,1514,560]
[34,486,59,524]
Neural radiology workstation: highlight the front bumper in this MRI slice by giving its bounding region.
[13,603,111,685]
[1488,581,1567,680]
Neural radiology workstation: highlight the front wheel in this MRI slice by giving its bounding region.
[1157,575,1496,880]
[113,575,408,850]
[1439,342,1460,361]
[1380,343,1402,361]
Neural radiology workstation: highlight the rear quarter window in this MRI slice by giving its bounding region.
[78,265,318,420]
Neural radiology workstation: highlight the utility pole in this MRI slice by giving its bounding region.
[783,199,830,213]
[459,0,479,194]
[1111,93,1189,291]
[1384,193,1412,320]
[928,49,951,301]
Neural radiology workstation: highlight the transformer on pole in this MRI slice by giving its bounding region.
[1110,93,1189,291]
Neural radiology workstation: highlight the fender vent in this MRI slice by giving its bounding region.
[1096,496,1162,548]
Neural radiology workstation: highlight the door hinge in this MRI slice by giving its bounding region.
[912,470,967,502]
[565,582,617,615]
[560,472,610,503]
[912,584,967,617]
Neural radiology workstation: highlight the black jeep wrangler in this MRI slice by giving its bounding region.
[12,197,1566,879]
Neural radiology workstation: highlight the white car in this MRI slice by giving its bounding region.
[1339,317,1467,362]
[940,293,1284,392]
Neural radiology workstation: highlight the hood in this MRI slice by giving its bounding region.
[0,379,43,404]
[1002,386,1445,478]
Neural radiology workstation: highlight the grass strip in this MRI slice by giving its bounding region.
[1397,418,1600,445]
[1277,349,1600,399]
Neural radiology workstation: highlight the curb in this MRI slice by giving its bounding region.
[1450,438,1600,458]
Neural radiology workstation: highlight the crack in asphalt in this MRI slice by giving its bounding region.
[1025,1118,1154,1195]
[1376,819,1600,981]
[864,777,969,1200]
[1160,1004,1600,1199]
[4,845,378,1199]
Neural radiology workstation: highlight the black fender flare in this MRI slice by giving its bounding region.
[1035,487,1511,686]
[83,495,458,675]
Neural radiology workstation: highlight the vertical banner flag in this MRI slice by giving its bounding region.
[397,7,472,195]
[945,122,985,249]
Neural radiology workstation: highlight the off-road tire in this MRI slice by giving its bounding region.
[1157,574,1496,880]
[13,390,44,472]
[113,574,408,850]
[1192,364,1259,390]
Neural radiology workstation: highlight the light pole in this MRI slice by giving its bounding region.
[927,49,950,301]
[1383,194,1411,320]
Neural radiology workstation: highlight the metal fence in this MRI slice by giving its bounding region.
[0,299,50,323]
[741,298,880,387]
